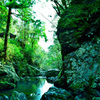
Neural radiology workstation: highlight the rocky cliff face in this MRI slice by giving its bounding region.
[54,0,100,99]
[56,0,100,61]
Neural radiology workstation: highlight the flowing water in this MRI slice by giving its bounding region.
[0,77,53,100]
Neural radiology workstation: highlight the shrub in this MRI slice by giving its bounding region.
[7,43,23,61]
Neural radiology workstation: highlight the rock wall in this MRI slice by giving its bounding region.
[56,0,100,61]
[54,0,100,99]
[0,62,19,90]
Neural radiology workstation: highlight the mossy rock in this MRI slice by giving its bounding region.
[92,97,100,100]
[41,86,74,100]
[0,63,19,90]
[69,81,89,94]
[0,81,15,90]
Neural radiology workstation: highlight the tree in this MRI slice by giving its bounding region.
[4,0,12,60]
[39,36,62,70]
[47,37,62,69]
[3,0,34,60]
[16,19,47,49]
[50,0,70,16]
[0,1,8,32]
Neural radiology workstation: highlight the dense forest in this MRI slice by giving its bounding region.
[0,0,100,100]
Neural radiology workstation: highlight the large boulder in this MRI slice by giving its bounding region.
[45,69,60,83]
[0,95,9,100]
[41,86,74,100]
[10,91,27,100]
[0,62,19,90]
[54,41,100,99]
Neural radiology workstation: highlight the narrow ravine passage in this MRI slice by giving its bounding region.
[0,0,100,100]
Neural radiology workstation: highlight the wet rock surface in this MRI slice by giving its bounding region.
[41,86,74,100]
[9,91,27,100]
[0,63,19,90]
[0,91,27,100]
[53,41,100,99]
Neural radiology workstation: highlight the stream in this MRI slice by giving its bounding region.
[0,77,54,100]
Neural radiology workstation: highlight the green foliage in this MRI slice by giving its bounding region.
[39,38,62,71]
[7,40,24,61]
[0,38,4,52]
[32,46,47,69]
[23,44,34,64]
[31,20,47,42]
[0,1,7,32]
[16,19,47,49]
[50,0,69,16]
[17,8,33,22]
[7,44,23,61]
[0,38,31,65]
[6,0,34,8]
[0,0,59,72]
[47,38,62,69]
[57,0,100,42]
[0,39,4,60]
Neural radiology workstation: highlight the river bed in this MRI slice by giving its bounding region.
[0,77,53,100]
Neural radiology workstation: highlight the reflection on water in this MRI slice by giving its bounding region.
[0,77,53,100]
[29,79,53,100]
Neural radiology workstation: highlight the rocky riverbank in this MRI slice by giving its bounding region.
[0,91,27,100]
[0,62,19,91]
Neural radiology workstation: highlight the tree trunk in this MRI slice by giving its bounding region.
[4,3,12,60]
